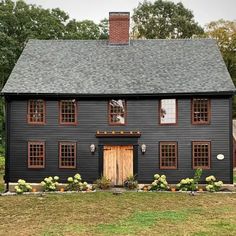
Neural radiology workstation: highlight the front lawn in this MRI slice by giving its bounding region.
[0,192,236,235]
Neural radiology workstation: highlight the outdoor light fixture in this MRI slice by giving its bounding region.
[90,144,96,153]
[141,144,146,154]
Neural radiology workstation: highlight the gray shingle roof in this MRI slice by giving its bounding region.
[2,39,235,95]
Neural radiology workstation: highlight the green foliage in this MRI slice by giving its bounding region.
[176,178,195,191]
[0,156,5,171]
[150,174,169,191]
[177,169,202,191]
[41,176,59,192]
[132,0,203,39]
[15,179,32,194]
[66,173,89,191]
[205,175,223,192]
[193,168,203,186]
[65,20,100,39]
[205,20,236,117]
[124,175,138,190]
[94,176,112,190]
[98,18,109,39]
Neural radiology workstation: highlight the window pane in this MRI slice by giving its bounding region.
[192,99,210,124]
[160,142,177,169]
[28,100,45,124]
[59,142,76,168]
[60,100,77,124]
[28,142,45,168]
[192,142,210,169]
[109,99,126,124]
[160,99,176,124]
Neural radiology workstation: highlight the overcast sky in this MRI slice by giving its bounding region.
[22,0,236,27]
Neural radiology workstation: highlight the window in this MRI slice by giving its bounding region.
[28,141,45,168]
[59,142,76,168]
[160,99,177,124]
[109,99,126,125]
[160,142,177,169]
[59,100,77,125]
[28,100,45,124]
[192,99,210,124]
[192,141,211,169]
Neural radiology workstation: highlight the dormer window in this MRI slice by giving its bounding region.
[109,99,126,125]
[27,99,45,124]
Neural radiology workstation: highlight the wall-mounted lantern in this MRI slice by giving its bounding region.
[90,144,96,153]
[141,144,146,154]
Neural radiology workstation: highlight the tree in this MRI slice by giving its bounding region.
[65,20,100,39]
[99,18,109,39]
[132,0,203,39]
[205,20,236,117]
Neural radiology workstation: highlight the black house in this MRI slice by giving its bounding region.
[1,12,236,185]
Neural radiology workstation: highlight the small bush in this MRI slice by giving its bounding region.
[205,175,223,192]
[15,179,32,194]
[41,176,59,192]
[94,176,112,190]
[66,173,89,191]
[150,174,169,191]
[124,175,138,190]
[176,178,195,191]
[176,169,202,191]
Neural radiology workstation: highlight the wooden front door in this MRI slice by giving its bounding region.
[103,145,133,185]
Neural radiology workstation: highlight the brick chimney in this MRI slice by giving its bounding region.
[109,12,130,45]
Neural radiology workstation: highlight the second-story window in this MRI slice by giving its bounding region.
[59,100,77,125]
[28,99,45,124]
[192,98,210,124]
[160,99,177,125]
[109,99,126,125]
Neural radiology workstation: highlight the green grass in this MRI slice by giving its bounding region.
[0,166,236,235]
[234,169,236,183]
[0,192,236,236]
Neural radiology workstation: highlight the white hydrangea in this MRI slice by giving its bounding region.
[154,174,160,180]
[54,176,59,181]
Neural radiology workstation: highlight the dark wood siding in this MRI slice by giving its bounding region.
[7,97,233,183]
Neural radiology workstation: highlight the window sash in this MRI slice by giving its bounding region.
[59,142,76,168]
[108,99,126,125]
[27,100,45,124]
[28,141,45,168]
[160,142,177,169]
[59,100,77,125]
[160,99,177,125]
[192,141,211,169]
[192,99,210,124]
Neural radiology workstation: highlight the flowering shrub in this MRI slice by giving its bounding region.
[41,176,59,192]
[205,175,223,192]
[66,173,89,191]
[15,179,32,194]
[150,174,169,191]
[124,175,138,190]
[94,176,112,190]
[176,178,195,191]
[176,169,202,191]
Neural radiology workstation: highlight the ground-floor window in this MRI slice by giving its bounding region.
[28,141,45,168]
[192,141,211,169]
[159,142,178,169]
[59,142,77,168]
